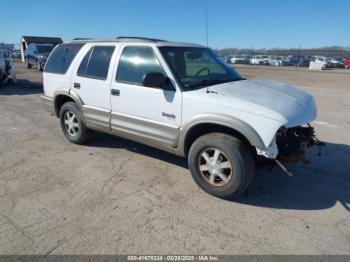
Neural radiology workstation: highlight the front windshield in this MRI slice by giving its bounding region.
[159,47,244,91]
[37,45,54,54]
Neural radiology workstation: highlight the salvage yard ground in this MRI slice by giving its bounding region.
[0,62,349,254]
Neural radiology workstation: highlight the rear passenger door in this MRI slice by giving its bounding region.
[71,44,118,130]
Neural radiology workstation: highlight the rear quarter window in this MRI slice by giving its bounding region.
[44,43,84,74]
[77,46,115,80]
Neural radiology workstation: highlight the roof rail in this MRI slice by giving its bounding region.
[72,38,94,41]
[116,36,166,42]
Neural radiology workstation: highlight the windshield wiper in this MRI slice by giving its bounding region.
[189,79,229,89]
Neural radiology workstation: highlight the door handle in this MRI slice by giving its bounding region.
[74,82,81,89]
[111,89,120,96]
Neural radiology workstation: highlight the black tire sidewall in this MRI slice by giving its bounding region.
[59,102,86,144]
[188,134,252,199]
[25,58,31,68]
[37,60,42,71]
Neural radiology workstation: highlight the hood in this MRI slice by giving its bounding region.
[193,80,317,127]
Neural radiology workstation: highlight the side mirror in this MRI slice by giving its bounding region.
[143,72,169,88]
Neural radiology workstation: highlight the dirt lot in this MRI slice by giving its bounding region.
[0,62,349,255]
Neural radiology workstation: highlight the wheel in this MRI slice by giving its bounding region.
[59,102,88,144]
[188,133,255,199]
[37,59,42,71]
[25,57,32,69]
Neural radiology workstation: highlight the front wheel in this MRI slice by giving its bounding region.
[188,133,255,199]
[59,102,89,144]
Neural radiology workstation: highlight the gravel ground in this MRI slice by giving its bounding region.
[0,62,349,255]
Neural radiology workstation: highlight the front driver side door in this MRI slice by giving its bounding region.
[110,45,182,151]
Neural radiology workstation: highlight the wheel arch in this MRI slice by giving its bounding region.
[53,89,84,119]
[177,114,265,157]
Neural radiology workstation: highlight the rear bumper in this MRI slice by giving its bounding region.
[40,95,54,115]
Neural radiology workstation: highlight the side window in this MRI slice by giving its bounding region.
[26,45,32,53]
[77,48,93,76]
[116,46,165,85]
[77,46,115,80]
[45,44,84,74]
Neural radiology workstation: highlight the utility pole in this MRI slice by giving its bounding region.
[205,9,209,47]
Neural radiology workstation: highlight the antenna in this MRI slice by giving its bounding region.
[205,9,209,47]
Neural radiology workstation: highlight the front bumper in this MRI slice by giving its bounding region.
[40,95,54,115]
[256,124,323,162]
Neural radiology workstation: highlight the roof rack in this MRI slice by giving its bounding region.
[116,36,166,42]
[72,38,94,41]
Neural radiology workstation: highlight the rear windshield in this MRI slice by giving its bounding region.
[44,43,84,74]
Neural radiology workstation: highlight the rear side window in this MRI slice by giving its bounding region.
[116,46,164,85]
[45,44,84,74]
[77,46,115,80]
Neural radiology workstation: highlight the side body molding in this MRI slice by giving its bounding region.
[175,114,265,156]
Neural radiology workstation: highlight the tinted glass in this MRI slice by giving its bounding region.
[37,45,54,54]
[116,46,164,85]
[77,48,92,76]
[77,46,115,80]
[159,47,243,91]
[45,44,84,74]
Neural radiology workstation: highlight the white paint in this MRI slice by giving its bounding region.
[43,39,318,157]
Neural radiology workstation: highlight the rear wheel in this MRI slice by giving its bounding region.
[25,57,31,69]
[188,133,255,199]
[59,102,89,144]
[37,59,42,71]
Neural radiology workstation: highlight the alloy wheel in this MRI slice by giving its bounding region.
[64,111,79,137]
[197,148,233,187]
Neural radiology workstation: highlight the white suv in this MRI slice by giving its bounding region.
[41,37,319,199]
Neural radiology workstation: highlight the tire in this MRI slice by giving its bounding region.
[188,133,255,199]
[59,102,89,144]
[25,57,32,69]
[37,60,42,71]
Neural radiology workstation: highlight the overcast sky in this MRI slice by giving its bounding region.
[2,0,349,49]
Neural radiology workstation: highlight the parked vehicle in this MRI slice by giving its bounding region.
[0,51,16,85]
[289,56,310,67]
[230,55,250,64]
[12,50,22,59]
[217,56,229,64]
[344,59,350,69]
[326,57,344,68]
[41,37,320,199]
[24,43,54,71]
[250,55,269,65]
[268,56,284,66]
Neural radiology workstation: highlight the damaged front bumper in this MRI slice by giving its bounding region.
[276,125,324,162]
[256,124,324,162]
[256,124,324,175]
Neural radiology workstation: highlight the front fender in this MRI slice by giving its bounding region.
[176,113,278,156]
